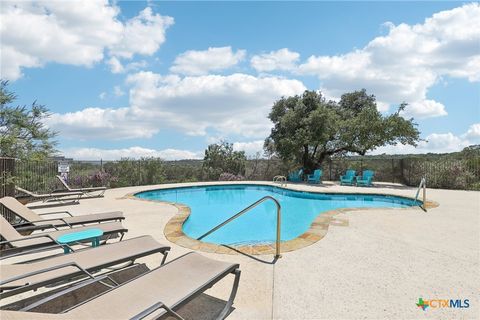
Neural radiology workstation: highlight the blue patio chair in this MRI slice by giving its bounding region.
[307,169,322,184]
[356,170,375,187]
[288,169,303,182]
[340,169,356,185]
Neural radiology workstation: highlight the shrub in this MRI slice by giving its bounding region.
[202,141,246,180]
[218,172,244,181]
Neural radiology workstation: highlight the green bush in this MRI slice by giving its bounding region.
[104,158,166,188]
[202,142,246,180]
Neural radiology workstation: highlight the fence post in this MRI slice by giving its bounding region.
[407,158,411,185]
[391,158,395,184]
[423,160,427,186]
[138,160,141,186]
[0,157,15,198]
[1,157,16,219]
[329,158,332,181]
[399,158,404,184]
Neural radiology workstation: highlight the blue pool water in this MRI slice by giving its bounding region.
[136,184,417,245]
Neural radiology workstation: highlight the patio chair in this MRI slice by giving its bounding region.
[0,215,127,258]
[340,169,356,185]
[56,175,106,197]
[307,169,322,184]
[15,186,83,204]
[0,196,124,232]
[356,170,375,187]
[0,252,241,320]
[288,169,303,182]
[0,235,170,299]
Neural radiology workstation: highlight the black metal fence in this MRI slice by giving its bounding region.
[1,156,479,196]
[0,158,15,198]
[14,159,58,194]
[322,157,480,190]
[0,158,16,219]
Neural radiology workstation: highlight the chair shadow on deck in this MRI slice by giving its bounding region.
[160,294,235,320]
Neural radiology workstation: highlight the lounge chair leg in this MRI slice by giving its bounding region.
[161,304,185,320]
[216,269,241,320]
[131,301,185,320]
[160,251,169,265]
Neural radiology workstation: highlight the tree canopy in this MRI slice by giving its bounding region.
[265,90,420,172]
[202,141,247,180]
[0,81,57,159]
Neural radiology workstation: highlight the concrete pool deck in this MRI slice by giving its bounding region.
[30,181,479,319]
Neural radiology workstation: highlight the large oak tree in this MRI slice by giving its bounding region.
[265,90,420,172]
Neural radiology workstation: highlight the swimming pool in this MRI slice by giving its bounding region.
[136,184,418,245]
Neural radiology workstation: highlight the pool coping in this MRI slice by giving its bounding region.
[122,182,439,256]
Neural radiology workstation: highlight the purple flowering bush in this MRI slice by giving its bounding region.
[88,171,115,187]
[67,171,118,188]
[218,172,244,181]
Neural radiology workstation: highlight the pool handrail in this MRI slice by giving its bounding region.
[273,175,287,186]
[414,176,427,211]
[197,195,282,258]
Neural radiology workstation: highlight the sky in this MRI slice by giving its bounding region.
[1,0,479,160]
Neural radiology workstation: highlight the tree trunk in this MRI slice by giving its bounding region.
[302,145,311,172]
[315,152,328,169]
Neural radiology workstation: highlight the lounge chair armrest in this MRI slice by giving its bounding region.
[0,233,54,245]
[12,217,71,228]
[39,210,74,217]
[0,238,73,261]
[0,261,95,288]
[14,223,60,232]
[0,244,67,262]
[0,234,71,252]
[81,186,107,191]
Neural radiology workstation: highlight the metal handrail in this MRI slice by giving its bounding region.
[273,175,287,186]
[197,196,282,258]
[414,177,427,211]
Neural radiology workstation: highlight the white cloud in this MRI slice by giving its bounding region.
[421,133,469,152]
[107,57,125,74]
[233,140,265,157]
[47,72,306,140]
[401,99,447,119]
[372,126,478,155]
[99,92,107,100]
[62,146,202,161]
[108,7,173,59]
[206,135,225,144]
[296,3,480,118]
[251,48,300,72]
[125,60,148,72]
[46,107,158,140]
[463,123,480,143]
[125,72,306,137]
[113,86,125,97]
[107,57,148,74]
[170,47,246,75]
[0,2,173,80]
